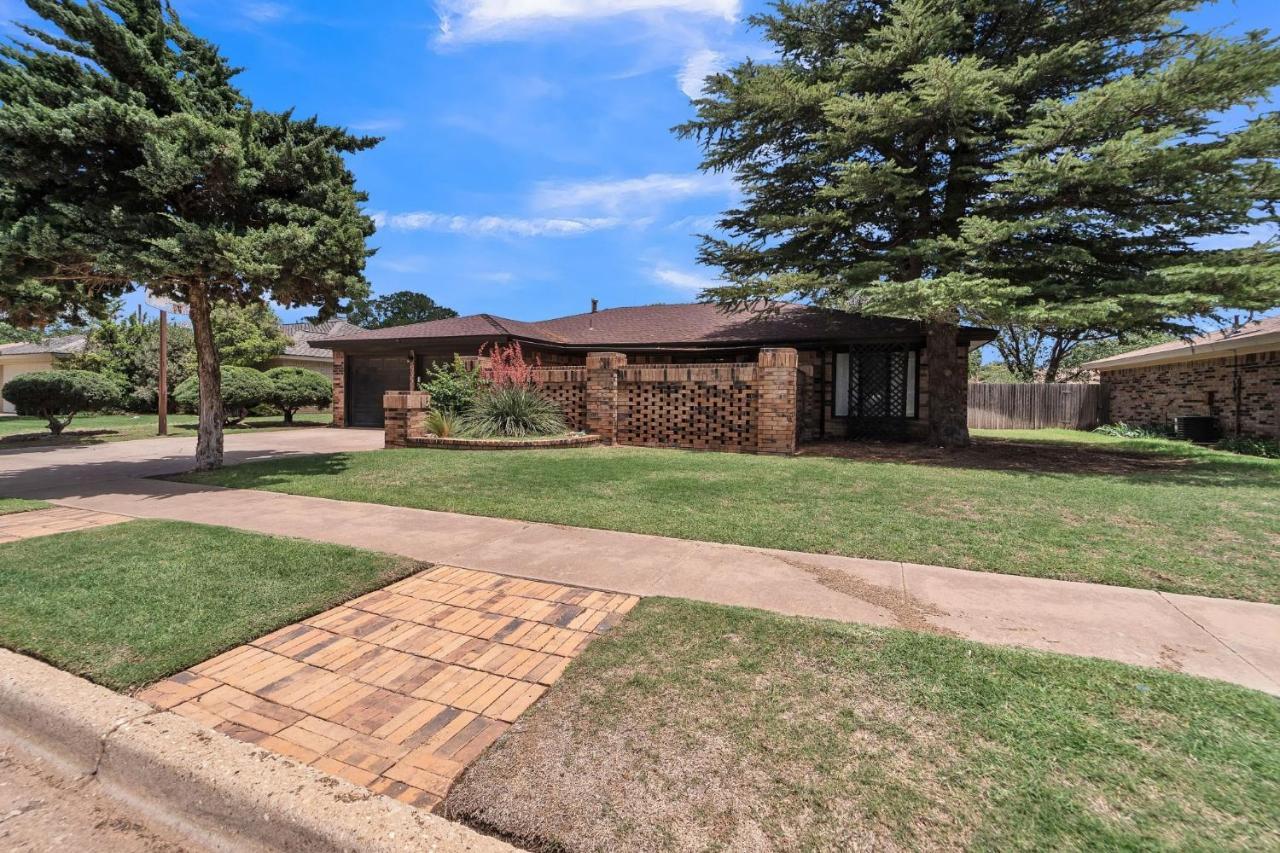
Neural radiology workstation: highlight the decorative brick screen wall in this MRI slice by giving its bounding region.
[1102,350,1279,439]
[532,367,589,432]
[384,349,802,454]
[617,364,760,451]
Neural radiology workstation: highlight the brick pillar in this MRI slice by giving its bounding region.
[331,351,346,428]
[383,391,431,448]
[586,352,626,444]
[757,348,799,455]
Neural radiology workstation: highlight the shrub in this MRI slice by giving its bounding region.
[480,340,540,388]
[1094,422,1174,440]
[1,370,121,434]
[173,366,275,426]
[420,356,487,415]
[1215,436,1280,459]
[265,367,333,424]
[459,387,566,438]
[426,409,459,438]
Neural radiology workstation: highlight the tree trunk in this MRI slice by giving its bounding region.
[926,320,971,448]
[188,285,225,470]
[283,409,295,424]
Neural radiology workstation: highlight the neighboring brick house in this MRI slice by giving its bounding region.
[311,301,994,445]
[268,320,362,374]
[0,334,86,414]
[1084,316,1280,439]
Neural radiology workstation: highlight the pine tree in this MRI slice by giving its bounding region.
[678,0,1280,446]
[0,0,377,468]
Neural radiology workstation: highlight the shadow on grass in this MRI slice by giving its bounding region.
[0,429,119,447]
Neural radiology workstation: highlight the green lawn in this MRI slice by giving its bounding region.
[0,498,49,515]
[176,430,1280,603]
[0,412,330,447]
[448,597,1280,851]
[0,520,419,689]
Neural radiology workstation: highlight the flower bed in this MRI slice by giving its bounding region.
[405,433,601,450]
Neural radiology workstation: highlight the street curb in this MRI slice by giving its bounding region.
[0,649,514,852]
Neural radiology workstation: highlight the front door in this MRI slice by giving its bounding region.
[346,355,408,427]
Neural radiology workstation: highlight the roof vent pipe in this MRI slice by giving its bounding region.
[590,298,598,329]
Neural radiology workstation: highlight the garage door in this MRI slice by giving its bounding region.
[347,355,407,427]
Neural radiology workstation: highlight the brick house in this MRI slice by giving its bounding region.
[312,302,994,447]
[1084,316,1280,439]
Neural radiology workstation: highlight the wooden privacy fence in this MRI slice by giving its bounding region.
[967,383,1110,430]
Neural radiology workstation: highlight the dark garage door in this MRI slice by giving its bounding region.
[347,355,406,427]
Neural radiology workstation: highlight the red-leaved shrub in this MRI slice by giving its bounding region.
[480,341,541,387]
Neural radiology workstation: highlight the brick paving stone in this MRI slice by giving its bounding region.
[0,507,131,542]
[140,565,638,812]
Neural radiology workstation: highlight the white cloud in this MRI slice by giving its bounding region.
[653,266,718,293]
[437,0,739,43]
[534,172,733,215]
[678,48,723,99]
[349,118,405,133]
[386,211,623,238]
[242,2,288,23]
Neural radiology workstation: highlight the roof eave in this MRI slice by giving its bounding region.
[1085,332,1280,371]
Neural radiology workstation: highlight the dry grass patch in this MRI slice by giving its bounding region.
[447,599,1280,852]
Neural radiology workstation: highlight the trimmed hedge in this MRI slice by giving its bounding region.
[1,370,121,434]
[173,366,275,425]
[265,367,333,423]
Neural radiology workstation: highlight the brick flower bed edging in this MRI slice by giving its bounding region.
[405,434,603,450]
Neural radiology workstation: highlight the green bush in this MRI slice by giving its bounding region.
[459,387,566,438]
[1094,422,1174,440]
[265,367,333,424]
[173,366,275,425]
[420,356,487,415]
[1,370,121,434]
[1215,436,1280,459]
[426,409,459,438]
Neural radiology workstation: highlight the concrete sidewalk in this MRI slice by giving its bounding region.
[1,429,1277,695]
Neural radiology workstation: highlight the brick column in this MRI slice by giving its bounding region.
[757,348,799,455]
[586,352,626,444]
[383,391,431,448]
[331,351,346,428]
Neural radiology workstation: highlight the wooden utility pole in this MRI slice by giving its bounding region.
[157,309,168,436]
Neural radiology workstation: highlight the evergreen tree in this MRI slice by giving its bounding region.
[0,0,377,468]
[209,302,289,367]
[344,290,458,329]
[678,0,1280,446]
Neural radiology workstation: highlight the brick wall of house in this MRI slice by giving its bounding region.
[1101,350,1280,439]
[331,351,346,427]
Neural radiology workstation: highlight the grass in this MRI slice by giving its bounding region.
[175,429,1280,603]
[0,519,420,690]
[0,498,49,516]
[0,412,330,447]
[448,597,1280,852]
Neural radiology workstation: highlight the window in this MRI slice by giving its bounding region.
[834,352,850,417]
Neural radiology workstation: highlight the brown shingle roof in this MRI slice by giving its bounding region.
[278,320,361,360]
[313,302,992,350]
[1084,315,1280,370]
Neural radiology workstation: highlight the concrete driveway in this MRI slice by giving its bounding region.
[1,428,1277,695]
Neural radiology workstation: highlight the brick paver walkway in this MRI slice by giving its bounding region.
[0,506,130,543]
[139,565,640,811]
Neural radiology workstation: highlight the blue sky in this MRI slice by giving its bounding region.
[6,0,1279,325]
